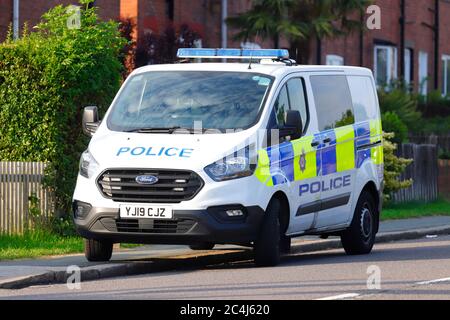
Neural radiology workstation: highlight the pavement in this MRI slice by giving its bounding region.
[0,216,450,292]
[1,235,450,300]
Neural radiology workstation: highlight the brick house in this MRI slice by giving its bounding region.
[1,0,449,95]
[319,0,450,95]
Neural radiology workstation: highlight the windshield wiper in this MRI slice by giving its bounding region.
[124,127,199,134]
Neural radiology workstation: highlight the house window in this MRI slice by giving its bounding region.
[442,55,450,96]
[326,54,344,66]
[374,45,397,87]
[404,48,413,86]
[418,51,428,96]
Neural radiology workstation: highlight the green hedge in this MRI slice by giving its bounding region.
[0,1,126,214]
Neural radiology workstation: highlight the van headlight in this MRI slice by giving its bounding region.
[79,150,99,179]
[204,146,257,182]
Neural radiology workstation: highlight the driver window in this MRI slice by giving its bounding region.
[273,85,289,127]
[287,78,309,133]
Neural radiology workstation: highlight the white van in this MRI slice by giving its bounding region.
[73,49,383,266]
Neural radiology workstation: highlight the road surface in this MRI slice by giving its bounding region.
[0,235,449,300]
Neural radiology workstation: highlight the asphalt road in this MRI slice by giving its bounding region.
[1,235,450,300]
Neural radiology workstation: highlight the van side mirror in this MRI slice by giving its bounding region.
[82,106,100,137]
[281,110,303,140]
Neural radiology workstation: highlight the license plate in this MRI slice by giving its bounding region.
[119,204,173,219]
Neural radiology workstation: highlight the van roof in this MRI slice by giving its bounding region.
[132,63,374,78]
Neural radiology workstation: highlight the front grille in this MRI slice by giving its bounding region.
[97,169,203,203]
[100,218,196,234]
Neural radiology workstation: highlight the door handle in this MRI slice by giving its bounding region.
[311,141,320,147]
[323,137,332,144]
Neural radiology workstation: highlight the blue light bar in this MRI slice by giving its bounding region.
[177,48,290,60]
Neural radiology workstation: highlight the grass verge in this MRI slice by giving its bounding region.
[382,198,450,220]
[0,231,83,261]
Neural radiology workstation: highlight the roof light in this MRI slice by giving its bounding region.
[177,48,289,60]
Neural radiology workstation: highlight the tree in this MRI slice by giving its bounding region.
[225,0,302,49]
[227,0,371,63]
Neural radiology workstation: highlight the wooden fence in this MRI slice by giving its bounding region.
[392,144,439,203]
[438,159,450,200]
[0,162,54,234]
[409,134,450,152]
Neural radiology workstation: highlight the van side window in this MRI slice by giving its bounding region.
[271,78,309,131]
[287,78,309,132]
[273,85,289,126]
[310,75,354,131]
[347,76,379,122]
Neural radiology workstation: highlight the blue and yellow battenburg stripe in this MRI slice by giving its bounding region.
[255,120,383,186]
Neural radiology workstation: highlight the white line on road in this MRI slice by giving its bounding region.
[415,277,450,286]
[316,293,360,300]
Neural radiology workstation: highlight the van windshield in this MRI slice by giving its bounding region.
[107,71,273,133]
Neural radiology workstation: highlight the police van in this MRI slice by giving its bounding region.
[73,49,383,266]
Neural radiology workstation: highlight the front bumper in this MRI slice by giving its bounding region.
[73,203,265,245]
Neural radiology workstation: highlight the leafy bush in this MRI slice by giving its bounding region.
[0,1,126,217]
[439,149,450,160]
[383,132,413,202]
[27,194,77,236]
[118,17,136,77]
[418,90,450,118]
[378,88,422,135]
[417,116,450,135]
[381,112,408,144]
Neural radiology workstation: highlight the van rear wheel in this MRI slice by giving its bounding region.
[254,198,281,267]
[341,191,377,255]
[85,239,113,262]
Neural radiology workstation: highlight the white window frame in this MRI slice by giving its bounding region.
[442,55,450,96]
[374,45,398,88]
[404,48,412,86]
[326,54,344,66]
[418,51,428,96]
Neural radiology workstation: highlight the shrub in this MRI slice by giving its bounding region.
[118,17,136,77]
[378,88,421,134]
[439,149,450,160]
[0,1,126,218]
[418,90,450,118]
[417,116,450,135]
[383,132,413,202]
[381,111,408,144]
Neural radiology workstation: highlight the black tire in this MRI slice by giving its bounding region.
[254,198,281,267]
[85,239,113,262]
[341,191,377,255]
[280,235,291,254]
[189,243,215,250]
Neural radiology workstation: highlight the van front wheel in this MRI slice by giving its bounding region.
[254,198,281,267]
[85,239,113,262]
[341,191,377,255]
